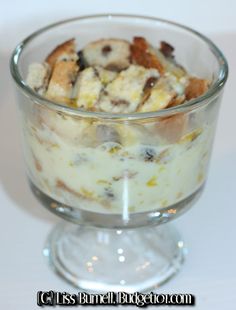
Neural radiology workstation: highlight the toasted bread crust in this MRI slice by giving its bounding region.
[131,37,164,75]
[185,77,209,100]
[46,39,77,68]
[46,60,78,101]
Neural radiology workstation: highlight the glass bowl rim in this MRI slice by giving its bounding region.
[10,13,228,120]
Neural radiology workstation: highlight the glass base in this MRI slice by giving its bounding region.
[44,222,186,292]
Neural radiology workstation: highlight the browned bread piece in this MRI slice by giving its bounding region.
[74,67,103,110]
[26,62,51,95]
[45,39,78,68]
[138,75,177,112]
[185,77,209,100]
[82,39,131,71]
[46,60,79,102]
[130,37,164,75]
[97,65,160,113]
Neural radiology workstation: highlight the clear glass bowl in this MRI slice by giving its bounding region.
[10,14,228,292]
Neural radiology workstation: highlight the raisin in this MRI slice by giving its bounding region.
[102,45,112,55]
[140,147,156,162]
[105,63,121,72]
[111,99,129,106]
[104,187,115,199]
[143,77,158,92]
[160,41,174,58]
[77,50,87,70]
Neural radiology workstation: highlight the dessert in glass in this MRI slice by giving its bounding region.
[10,15,228,292]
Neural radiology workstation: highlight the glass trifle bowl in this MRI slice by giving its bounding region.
[10,15,228,292]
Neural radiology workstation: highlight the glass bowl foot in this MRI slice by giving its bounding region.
[44,222,186,292]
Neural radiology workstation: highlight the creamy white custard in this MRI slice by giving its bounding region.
[22,113,212,214]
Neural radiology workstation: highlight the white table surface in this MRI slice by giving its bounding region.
[1,1,236,309]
